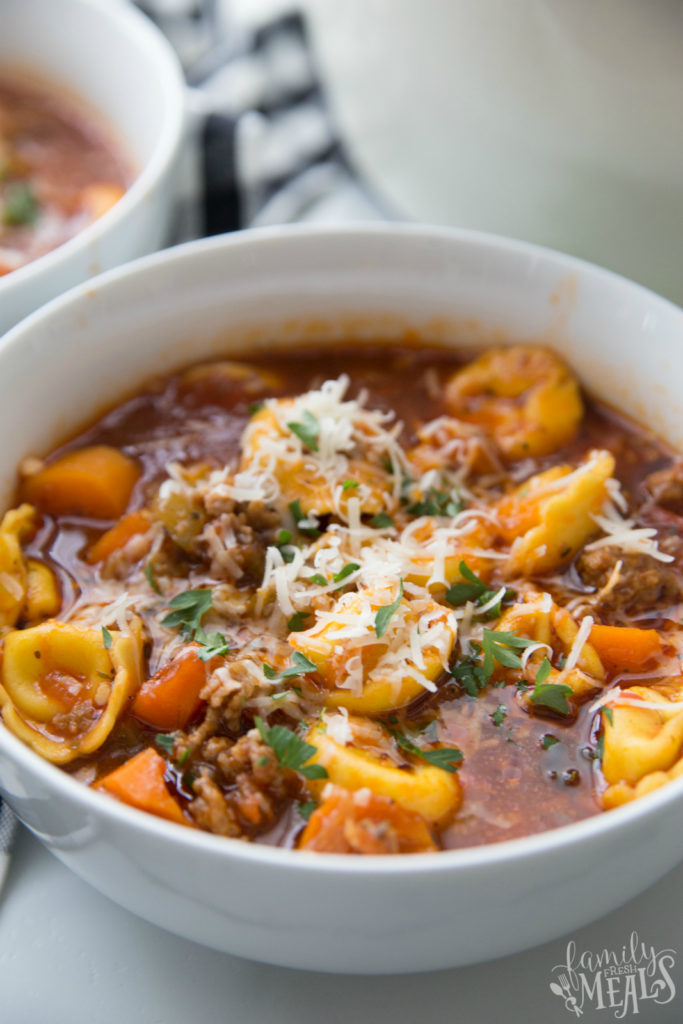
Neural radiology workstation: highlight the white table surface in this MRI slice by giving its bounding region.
[1,824,682,1024]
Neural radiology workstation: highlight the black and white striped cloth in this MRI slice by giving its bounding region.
[141,2,393,239]
[0,2,392,888]
[0,796,16,890]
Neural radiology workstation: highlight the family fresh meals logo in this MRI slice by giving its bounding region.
[549,931,677,1018]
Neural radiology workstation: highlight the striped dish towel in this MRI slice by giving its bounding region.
[0,796,17,891]
[141,3,392,238]
[0,3,389,894]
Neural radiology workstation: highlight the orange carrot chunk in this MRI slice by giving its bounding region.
[299,788,437,854]
[589,624,662,673]
[22,446,140,519]
[132,651,207,731]
[86,509,152,564]
[95,748,186,824]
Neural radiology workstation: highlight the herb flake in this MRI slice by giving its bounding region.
[374,579,404,638]
[144,562,162,595]
[333,562,360,584]
[161,588,213,639]
[530,681,574,716]
[287,611,310,632]
[286,410,319,452]
[491,703,507,727]
[391,729,462,773]
[155,733,175,755]
[407,487,461,518]
[263,650,317,682]
[445,560,514,618]
[254,717,327,780]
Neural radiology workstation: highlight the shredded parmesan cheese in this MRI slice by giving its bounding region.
[586,501,673,563]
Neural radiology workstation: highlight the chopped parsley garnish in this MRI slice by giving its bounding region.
[286,410,319,452]
[161,588,230,661]
[491,703,507,727]
[342,479,359,491]
[541,734,560,750]
[194,627,231,661]
[529,656,572,714]
[287,611,310,632]
[445,561,514,618]
[178,747,191,766]
[270,689,299,701]
[298,800,317,820]
[155,733,175,755]
[101,626,113,650]
[247,400,265,415]
[451,630,536,694]
[278,528,292,545]
[391,729,462,773]
[374,579,404,638]
[596,734,605,760]
[161,588,213,639]
[451,654,488,696]
[535,657,552,685]
[3,182,39,226]
[603,705,614,727]
[288,499,320,537]
[308,573,328,586]
[369,513,395,528]
[254,717,327,780]
[263,650,317,682]
[481,629,535,678]
[407,487,461,518]
[530,682,573,716]
[333,562,360,584]
[144,562,162,595]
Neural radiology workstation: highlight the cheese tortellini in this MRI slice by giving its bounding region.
[602,687,683,799]
[289,582,457,715]
[0,618,143,763]
[497,450,615,576]
[444,345,583,460]
[306,717,461,824]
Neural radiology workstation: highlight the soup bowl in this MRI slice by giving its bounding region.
[0,225,682,974]
[0,0,184,334]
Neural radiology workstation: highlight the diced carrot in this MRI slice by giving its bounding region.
[86,509,152,564]
[132,650,207,731]
[22,446,140,519]
[589,624,662,673]
[299,787,437,854]
[95,748,186,824]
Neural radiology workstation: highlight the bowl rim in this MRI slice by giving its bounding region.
[1,220,683,875]
[0,0,185,298]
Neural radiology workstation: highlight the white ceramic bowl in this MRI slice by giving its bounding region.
[0,0,185,334]
[0,225,682,974]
